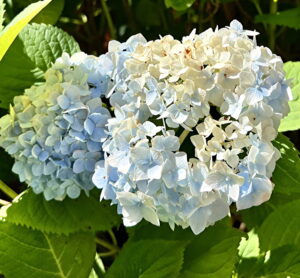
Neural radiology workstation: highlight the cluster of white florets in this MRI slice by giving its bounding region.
[93,20,291,234]
[0,21,292,234]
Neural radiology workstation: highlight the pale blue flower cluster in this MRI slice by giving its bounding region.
[0,20,291,234]
[0,53,111,200]
[93,20,291,234]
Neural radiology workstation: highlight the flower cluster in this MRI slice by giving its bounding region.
[93,20,291,234]
[0,20,291,234]
[0,53,111,200]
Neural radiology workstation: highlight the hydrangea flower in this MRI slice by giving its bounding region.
[93,20,291,234]
[0,53,111,200]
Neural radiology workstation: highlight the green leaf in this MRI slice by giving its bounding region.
[128,219,242,277]
[238,230,260,259]
[127,221,194,242]
[0,0,5,32]
[33,0,65,25]
[279,61,300,132]
[0,23,79,109]
[0,221,96,278]
[1,189,121,235]
[236,231,264,278]
[259,245,300,278]
[272,133,300,194]
[14,0,64,25]
[136,0,161,27]
[258,199,300,251]
[0,36,43,109]
[239,190,300,229]
[180,220,242,278]
[0,0,52,61]
[255,8,300,30]
[19,23,80,72]
[164,0,195,11]
[105,239,187,278]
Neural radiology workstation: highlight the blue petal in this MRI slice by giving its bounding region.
[39,150,49,162]
[67,185,81,199]
[84,118,95,135]
[73,158,85,173]
[87,140,101,152]
[57,95,70,110]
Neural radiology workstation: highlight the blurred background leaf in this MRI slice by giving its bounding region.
[255,7,300,30]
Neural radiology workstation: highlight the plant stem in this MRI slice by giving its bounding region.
[252,0,263,15]
[251,0,267,30]
[108,229,118,246]
[268,0,278,51]
[179,129,190,145]
[99,249,118,257]
[95,237,119,252]
[0,180,17,199]
[100,0,117,39]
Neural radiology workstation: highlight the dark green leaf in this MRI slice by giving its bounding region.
[1,189,121,235]
[258,199,300,251]
[136,0,160,27]
[164,0,195,11]
[33,0,65,25]
[105,239,187,278]
[258,245,300,278]
[127,221,194,242]
[180,220,242,278]
[255,8,300,30]
[0,36,43,109]
[0,221,96,278]
[13,0,65,25]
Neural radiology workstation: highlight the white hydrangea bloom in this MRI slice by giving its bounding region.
[92,20,291,234]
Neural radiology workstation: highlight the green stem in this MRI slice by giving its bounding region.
[158,0,168,31]
[252,0,263,15]
[251,0,267,30]
[268,0,278,51]
[108,229,118,246]
[99,249,118,257]
[100,0,117,39]
[95,237,117,251]
[0,180,17,199]
[179,130,190,145]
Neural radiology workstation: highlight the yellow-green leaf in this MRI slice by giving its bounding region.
[0,0,51,61]
[279,62,300,132]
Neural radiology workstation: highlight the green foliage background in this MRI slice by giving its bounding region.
[0,0,300,278]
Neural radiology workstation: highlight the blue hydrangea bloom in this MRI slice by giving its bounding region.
[0,53,111,200]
